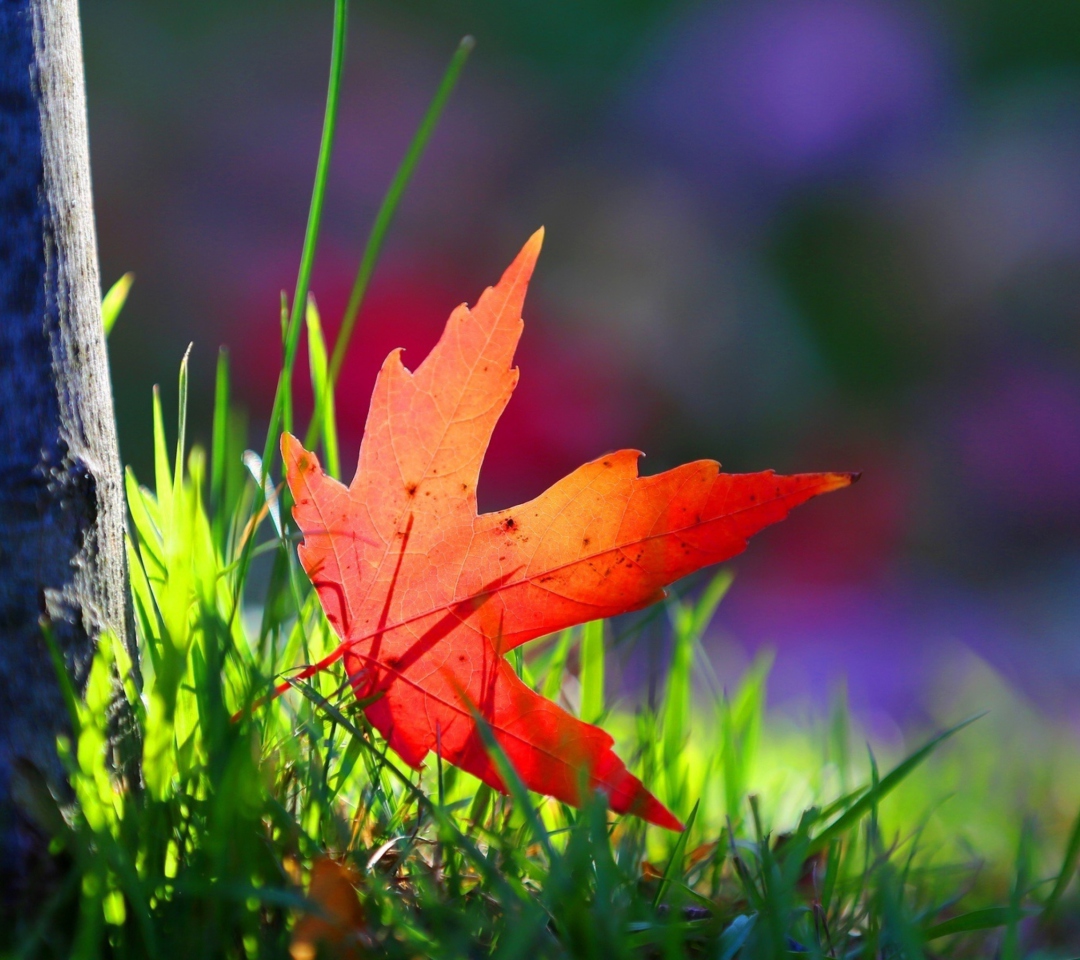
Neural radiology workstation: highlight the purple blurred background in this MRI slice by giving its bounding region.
[84,0,1080,723]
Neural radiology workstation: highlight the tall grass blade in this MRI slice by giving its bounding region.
[579,620,605,724]
[211,347,230,512]
[261,0,347,471]
[173,343,191,502]
[305,294,340,478]
[307,35,475,451]
[152,385,171,514]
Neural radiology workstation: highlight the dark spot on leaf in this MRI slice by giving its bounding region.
[602,460,611,468]
[458,654,467,663]
[405,483,417,497]
[298,454,311,472]
[583,537,591,547]
[503,517,516,531]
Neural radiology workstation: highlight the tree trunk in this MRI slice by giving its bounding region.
[0,0,132,898]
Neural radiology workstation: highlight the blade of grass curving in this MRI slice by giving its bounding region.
[688,568,733,640]
[101,272,133,337]
[811,714,984,852]
[652,799,699,908]
[260,0,347,472]
[922,907,1017,941]
[1045,799,1080,914]
[307,35,475,451]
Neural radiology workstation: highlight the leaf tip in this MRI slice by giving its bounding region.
[639,797,684,832]
[821,470,860,493]
[281,432,318,478]
[516,227,544,274]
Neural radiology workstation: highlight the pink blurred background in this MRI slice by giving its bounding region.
[86,0,1080,723]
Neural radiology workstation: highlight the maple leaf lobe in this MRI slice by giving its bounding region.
[282,229,853,832]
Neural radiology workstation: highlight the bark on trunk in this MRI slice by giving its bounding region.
[0,0,132,899]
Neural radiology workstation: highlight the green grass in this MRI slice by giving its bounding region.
[7,6,1080,958]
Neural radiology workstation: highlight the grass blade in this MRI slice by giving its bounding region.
[717,913,757,960]
[261,0,347,472]
[1004,821,1032,960]
[210,347,229,512]
[173,343,191,503]
[305,294,340,478]
[101,272,133,337]
[811,714,984,851]
[540,629,574,701]
[307,35,475,451]
[152,385,171,514]
[652,799,699,908]
[579,620,604,724]
[923,907,1018,941]
[1045,799,1080,914]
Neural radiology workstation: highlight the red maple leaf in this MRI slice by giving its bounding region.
[281,230,855,830]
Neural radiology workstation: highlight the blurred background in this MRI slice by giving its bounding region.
[84,0,1080,729]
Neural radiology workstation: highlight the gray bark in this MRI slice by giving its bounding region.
[0,0,132,897]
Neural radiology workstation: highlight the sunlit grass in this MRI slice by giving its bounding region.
[12,299,1079,957]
